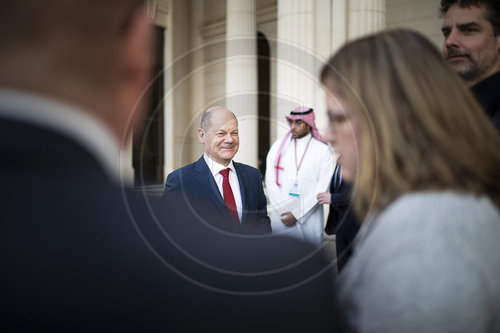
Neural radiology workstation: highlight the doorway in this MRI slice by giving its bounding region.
[133,25,165,186]
[257,32,270,177]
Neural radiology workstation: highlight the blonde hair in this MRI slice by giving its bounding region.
[321,29,500,219]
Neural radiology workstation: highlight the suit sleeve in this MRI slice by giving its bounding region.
[330,182,352,210]
[255,170,272,233]
[162,171,181,199]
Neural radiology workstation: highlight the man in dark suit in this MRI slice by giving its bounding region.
[1,1,342,331]
[163,106,272,235]
[318,164,360,272]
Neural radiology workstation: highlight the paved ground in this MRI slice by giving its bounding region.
[322,233,337,266]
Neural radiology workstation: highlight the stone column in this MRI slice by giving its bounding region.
[348,0,386,40]
[332,0,348,53]
[275,0,316,141]
[226,0,258,167]
[190,0,205,162]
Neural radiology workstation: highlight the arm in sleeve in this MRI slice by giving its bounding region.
[162,171,181,199]
[330,182,352,210]
[255,170,272,234]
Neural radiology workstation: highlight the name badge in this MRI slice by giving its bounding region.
[289,181,300,197]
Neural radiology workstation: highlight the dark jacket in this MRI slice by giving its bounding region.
[471,71,500,133]
[163,156,272,235]
[0,116,344,332]
[325,178,360,272]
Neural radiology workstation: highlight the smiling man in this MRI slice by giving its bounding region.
[265,107,333,246]
[441,0,500,131]
[163,106,271,234]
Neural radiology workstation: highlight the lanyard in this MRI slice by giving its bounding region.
[294,136,313,176]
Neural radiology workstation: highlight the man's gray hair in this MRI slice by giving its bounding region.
[200,106,237,130]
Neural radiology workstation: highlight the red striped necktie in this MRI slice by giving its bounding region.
[219,168,239,224]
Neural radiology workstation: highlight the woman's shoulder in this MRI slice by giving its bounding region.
[379,191,499,228]
[359,191,500,265]
[340,191,500,332]
[338,192,500,332]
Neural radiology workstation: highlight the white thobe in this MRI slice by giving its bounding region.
[265,133,334,246]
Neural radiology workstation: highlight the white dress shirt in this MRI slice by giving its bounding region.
[203,154,243,222]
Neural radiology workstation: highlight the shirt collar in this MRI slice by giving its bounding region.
[294,132,312,143]
[0,89,120,182]
[203,153,235,176]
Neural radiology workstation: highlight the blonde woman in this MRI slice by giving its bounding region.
[320,29,500,332]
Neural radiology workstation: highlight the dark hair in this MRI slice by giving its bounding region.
[439,0,500,35]
[320,28,500,217]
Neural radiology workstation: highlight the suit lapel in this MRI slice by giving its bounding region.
[233,162,248,223]
[194,157,232,220]
[333,164,342,193]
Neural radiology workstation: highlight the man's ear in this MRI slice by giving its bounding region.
[198,128,205,144]
[121,9,152,91]
[111,8,152,140]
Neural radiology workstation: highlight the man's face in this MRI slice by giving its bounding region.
[288,119,311,139]
[442,4,500,85]
[198,110,239,166]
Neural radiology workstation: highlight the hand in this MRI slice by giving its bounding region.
[317,192,331,205]
[280,211,297,226]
